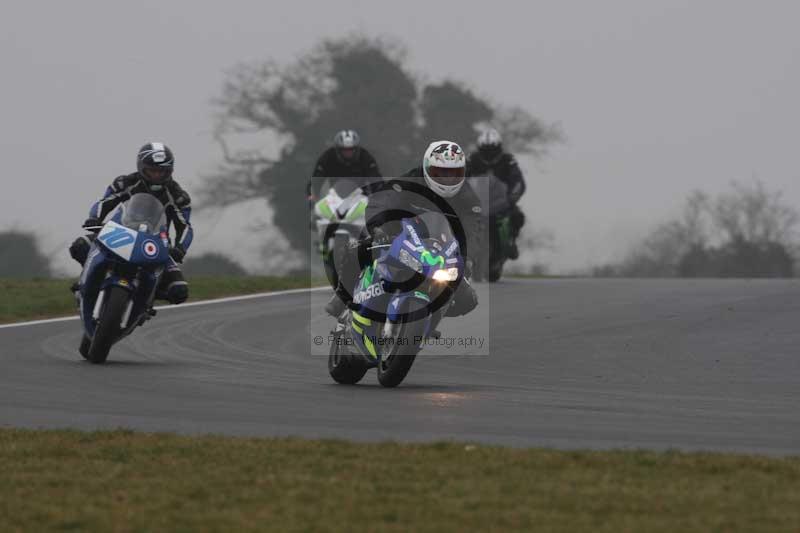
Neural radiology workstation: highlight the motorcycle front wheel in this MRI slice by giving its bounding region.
[87,286,129,364]
[377,313,427,388]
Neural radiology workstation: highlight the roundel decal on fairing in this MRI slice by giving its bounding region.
[142,240,159,258]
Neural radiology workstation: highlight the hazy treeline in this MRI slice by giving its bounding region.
[594,181,799,278]
[0,231,51,278]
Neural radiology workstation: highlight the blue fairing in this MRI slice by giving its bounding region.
[356,214,463,328]
[79,211,169,338]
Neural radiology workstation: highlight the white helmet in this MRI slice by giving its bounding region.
[422,140,466,198]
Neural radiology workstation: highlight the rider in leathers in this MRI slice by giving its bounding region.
[68,142,193,304]
[466,128,526,259]
[307,129,382,207]
[326,140,479,319]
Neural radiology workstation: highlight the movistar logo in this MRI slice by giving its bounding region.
[420,250,444,268]
[354,282,384,304]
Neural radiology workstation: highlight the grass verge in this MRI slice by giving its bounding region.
[0,429,798,532]
[0,276,322,324]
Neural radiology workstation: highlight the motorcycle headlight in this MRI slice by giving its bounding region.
[432,267,459,282]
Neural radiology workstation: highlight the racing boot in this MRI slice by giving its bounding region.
[325,293,347,317]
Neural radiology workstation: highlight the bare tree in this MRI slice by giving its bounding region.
[203,35,562,253]
[603,180,799,278]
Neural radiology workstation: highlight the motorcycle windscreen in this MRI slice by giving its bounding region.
[121,193,167,234]
[330,178,360,198]
[415,210,460,255]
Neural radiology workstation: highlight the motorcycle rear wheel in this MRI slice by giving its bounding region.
[328,330,368,385]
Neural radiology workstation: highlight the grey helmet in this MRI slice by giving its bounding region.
[476,128,503,164]
[333,129,360,163]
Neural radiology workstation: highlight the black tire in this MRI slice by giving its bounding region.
[87,286,129,364]
[78,334,91,360]
[488,260,504,282]
[377,314,427,388]
[333,233,350,275]
[328,331,368,385]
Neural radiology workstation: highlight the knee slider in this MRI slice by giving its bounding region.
[69,237,91,265]
[167,282,189,304]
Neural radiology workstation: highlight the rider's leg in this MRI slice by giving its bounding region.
[508,205,525,260]
[69,234,97,266]
[325,248,361,317]
[445,277,479,317]
[157,258,189,304]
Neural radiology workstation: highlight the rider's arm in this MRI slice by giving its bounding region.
[88,175,134,222]
[309,151,331,200]
[504,155,526,204]
[166,183,193,258]
[363,150,382,178]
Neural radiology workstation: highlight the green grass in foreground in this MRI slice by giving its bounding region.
[0,429,798,533]
[0,276,321,324]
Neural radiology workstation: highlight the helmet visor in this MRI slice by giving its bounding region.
[479,144,502,159]
[142,165,171,184]
[338,147,356,160]
[428,165,465,186]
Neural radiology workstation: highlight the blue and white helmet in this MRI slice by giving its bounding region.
[333,129,360,162]
[422,140,466,198]
[137,142,174,190]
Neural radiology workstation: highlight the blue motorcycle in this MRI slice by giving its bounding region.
[328,210,465,387]
[77,193,171,364]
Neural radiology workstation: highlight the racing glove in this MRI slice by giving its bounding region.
[82,217,103,233]
[169,245,186,263]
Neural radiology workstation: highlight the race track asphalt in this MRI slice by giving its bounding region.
[1,279,798,455]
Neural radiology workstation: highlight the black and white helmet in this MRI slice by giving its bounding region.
[333,129,360,162]
[476,128,503,164]
[137,142,174,190]
[422,140,466,198]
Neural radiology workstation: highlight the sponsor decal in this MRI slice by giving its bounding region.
[406,224,422,246]
[445,240,458,256]
[142,240,159,258]
[353,282,384,304]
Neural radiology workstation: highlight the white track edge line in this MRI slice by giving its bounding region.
[0,286,329,330]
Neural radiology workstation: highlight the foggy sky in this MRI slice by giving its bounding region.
[2,0,799,274]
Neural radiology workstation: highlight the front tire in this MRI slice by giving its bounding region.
[87,286,129,364]
[488,259,504,282]
[377,315,427,388]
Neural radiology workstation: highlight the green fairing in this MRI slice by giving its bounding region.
[361,261,377,289]
[497,216,512,246]
[414,291,430,301]
[316,199,335,221]
[345,200,367,222]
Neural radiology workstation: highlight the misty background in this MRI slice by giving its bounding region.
[2,0,799,276]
